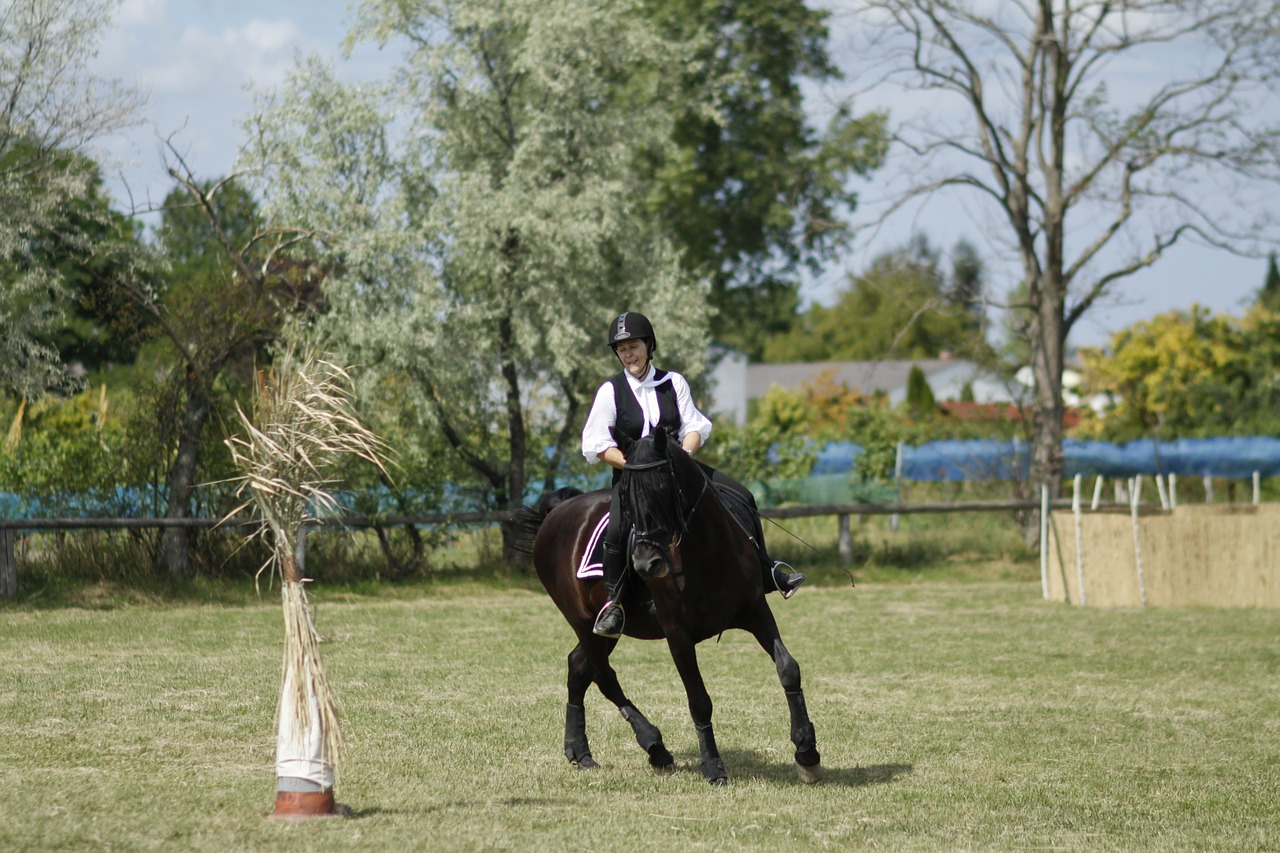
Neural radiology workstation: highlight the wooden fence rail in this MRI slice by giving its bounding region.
[0,499,1093,600]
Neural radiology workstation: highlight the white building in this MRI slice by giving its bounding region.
[707,354,1023,424]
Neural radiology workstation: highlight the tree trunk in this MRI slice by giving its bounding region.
[497,314,528,569]
[1026,276,1066,545]
[159,371,213,580]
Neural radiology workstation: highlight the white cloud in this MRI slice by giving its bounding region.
[143,18,303,94]
[116,0,167,27]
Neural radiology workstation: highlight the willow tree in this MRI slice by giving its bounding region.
[244,0,711,552]
[848,0,1280,506]
[0,0,144,398]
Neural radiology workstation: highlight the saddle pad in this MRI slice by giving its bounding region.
[576,512,609,579]
[714,483,759,543]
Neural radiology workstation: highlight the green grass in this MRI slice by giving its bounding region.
[2,575,1277,851]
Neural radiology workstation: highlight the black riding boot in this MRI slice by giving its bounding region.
[765,558,806,600]
[593,543,626,638]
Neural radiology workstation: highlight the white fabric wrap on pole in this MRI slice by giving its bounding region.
[277,665,334,790]
[1040,483,1049,600]
[1073,475,1086,607]
[1130,475,1147,608]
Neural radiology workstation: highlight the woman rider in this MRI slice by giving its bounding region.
[581,311,806,638]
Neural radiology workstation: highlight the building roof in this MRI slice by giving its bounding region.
[746,358,988,401]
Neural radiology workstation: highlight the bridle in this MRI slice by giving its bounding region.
[621,452,709,552]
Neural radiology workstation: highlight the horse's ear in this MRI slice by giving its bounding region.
[611,427,633,456]
[653,426,669,455]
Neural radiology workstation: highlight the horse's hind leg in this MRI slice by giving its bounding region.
[747,604,822,783]
[564,643,597,768]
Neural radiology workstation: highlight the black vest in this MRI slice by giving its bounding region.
[609,369,681,484]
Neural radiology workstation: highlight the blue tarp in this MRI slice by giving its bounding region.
[6,438,1279,519]
[812,436,1280,481]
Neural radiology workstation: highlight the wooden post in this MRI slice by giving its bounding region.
[1091,475,1103,511]
[1,529,16,601]
[1204,474,1214,503]
[1253,471,1261,505]
[837,514,851,567]
[891,441,904,533]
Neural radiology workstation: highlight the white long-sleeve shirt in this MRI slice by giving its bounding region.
[581,367,713,464]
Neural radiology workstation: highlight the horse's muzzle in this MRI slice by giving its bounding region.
[631,547,670,579]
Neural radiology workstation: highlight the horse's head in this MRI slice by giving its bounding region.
[617,429,705,580]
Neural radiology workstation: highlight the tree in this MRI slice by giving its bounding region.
[1080,305,1280,440]
[848,0,1280,507]
[111,156,323,579]
[904,363,936,417]
[1259,253,1280,314]
[31,154,155,374]
[0,0,144,398]
[762,234,989,361]
[639,0,888,359]
[247,0,711,558]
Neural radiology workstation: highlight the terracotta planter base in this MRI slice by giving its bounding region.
[269,789,350,821]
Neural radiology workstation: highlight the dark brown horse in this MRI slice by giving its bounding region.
[517,428,821,785]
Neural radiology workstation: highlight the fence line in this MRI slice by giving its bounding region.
[0,498,1101,600]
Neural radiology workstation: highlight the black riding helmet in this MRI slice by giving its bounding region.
[607,311,658,355]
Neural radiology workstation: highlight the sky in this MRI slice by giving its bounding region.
[88,0,1277,352]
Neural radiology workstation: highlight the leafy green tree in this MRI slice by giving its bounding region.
[107,163,322,579]
[248,0,712,558]
[904,364,936,418]
[1076,306,1269,440]
[0,0,144,398]
[639,0,887,359]
[26,156,156,374]
[762,234,990,361]
[1259,254,1280,314]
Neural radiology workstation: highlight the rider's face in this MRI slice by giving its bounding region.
[614,339,650,378]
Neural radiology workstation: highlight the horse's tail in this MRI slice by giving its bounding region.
[509,486,584,556]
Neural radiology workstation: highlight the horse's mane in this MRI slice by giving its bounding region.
[619,435,691,535]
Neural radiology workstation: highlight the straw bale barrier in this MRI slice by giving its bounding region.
[1047,503,1280,608]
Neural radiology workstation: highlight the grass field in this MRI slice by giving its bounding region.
[2,565,1278,852]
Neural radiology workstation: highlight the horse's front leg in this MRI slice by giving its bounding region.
[664,631,727,785]
[568,638,675,771]
[747,603,822,783]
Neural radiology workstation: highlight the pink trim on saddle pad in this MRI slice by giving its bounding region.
[577,512,609,579]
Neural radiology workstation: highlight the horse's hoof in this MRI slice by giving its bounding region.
[707,775,728,786]
[796,760,822,784]
[648,744,674,770]
[572,756,599,770]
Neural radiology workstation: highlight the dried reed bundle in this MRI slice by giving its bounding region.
[224,347,387,799]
